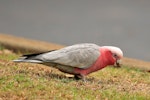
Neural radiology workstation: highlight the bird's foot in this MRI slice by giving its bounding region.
[74,75,87,82]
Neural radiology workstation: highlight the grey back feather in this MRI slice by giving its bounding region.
[36,43,101,69]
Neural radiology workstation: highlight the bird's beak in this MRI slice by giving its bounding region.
[114,59,121,68]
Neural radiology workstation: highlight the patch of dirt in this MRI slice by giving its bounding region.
[123,57,150,72]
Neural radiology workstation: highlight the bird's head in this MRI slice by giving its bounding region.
[101,46,123,67]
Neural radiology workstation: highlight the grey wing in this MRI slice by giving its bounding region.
[38,43,101,69]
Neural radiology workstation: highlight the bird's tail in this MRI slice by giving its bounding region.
[13,50,56,63]
[13,56,43,63]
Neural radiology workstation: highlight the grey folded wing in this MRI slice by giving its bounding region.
[37,43,101,69]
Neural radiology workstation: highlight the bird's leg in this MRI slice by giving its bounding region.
[74,74,86,82]
[82,75,86,82]
[74,74,82,80]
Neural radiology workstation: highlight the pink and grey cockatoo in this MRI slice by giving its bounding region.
[14,43,123,80]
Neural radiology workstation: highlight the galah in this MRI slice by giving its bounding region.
[13,43,123,80]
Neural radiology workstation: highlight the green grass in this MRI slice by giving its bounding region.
[0,44,5,50]
[0,50,150,100]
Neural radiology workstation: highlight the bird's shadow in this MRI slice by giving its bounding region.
[44,72,97,83]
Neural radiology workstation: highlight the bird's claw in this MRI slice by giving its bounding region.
[74,75,87,82]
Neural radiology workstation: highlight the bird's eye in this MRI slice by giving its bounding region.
[113,53,118,58]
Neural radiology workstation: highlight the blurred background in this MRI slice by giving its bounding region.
[0,0,150,61]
